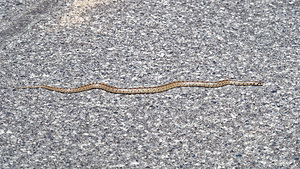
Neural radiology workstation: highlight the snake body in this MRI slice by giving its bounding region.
[15,80,263,94]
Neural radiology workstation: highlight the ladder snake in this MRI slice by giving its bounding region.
[15,80,263,94]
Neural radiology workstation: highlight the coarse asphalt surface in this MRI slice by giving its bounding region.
[0,0,299,168]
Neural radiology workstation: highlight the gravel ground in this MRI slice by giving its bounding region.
[0,0,299,168]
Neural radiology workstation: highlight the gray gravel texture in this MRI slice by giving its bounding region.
[0,0,299,168]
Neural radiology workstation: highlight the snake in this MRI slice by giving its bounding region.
[14,80,263,94]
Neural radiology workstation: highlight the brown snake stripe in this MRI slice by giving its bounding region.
[15,80,263,94]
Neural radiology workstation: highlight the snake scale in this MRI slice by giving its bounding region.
[15,80,263,94]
